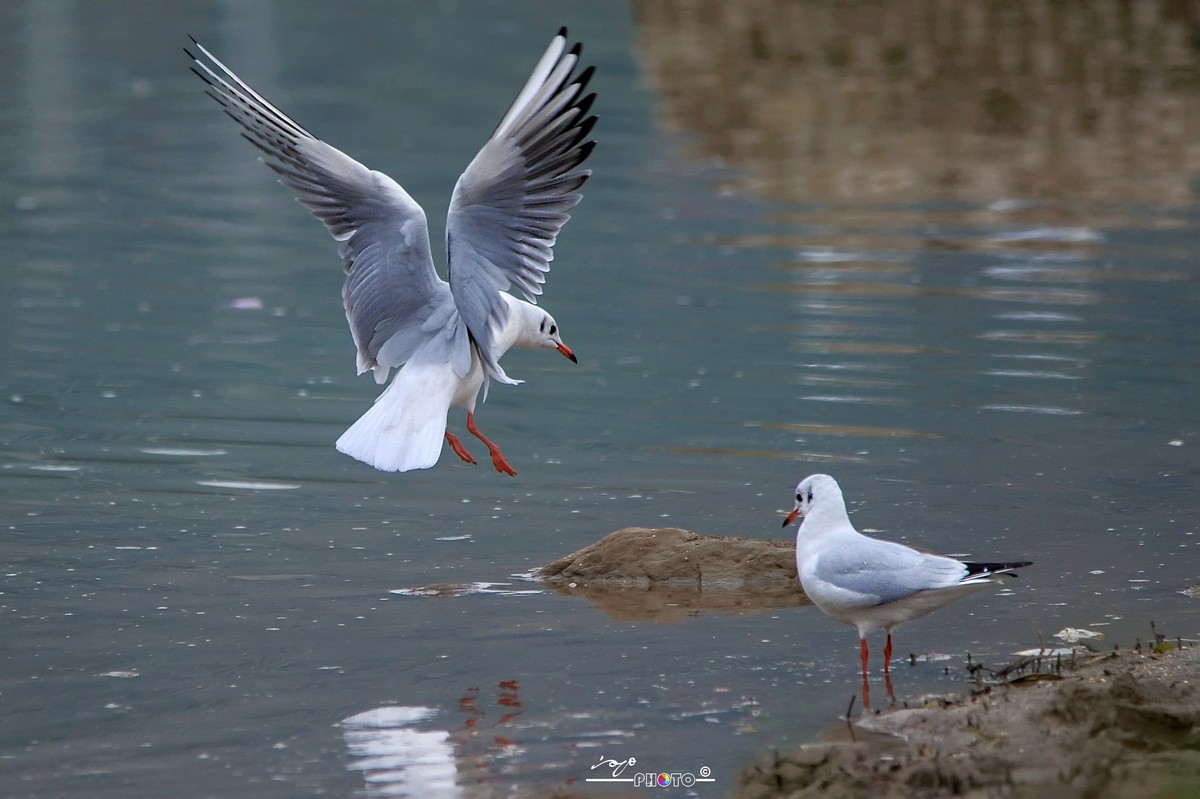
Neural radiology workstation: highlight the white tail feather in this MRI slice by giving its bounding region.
[335,366,450,472]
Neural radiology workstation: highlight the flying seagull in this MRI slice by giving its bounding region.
[188,29,595,475]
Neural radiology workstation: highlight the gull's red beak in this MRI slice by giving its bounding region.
[556,342,577,363]
[782,508,801,528]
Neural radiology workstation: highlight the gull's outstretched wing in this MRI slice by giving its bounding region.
[446,28,596,384]
[188,39,471,382]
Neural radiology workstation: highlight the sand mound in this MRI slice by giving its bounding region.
[536,527,808,622]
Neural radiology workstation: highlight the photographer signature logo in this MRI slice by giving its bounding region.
[585,755,714,788]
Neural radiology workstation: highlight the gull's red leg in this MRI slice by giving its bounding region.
[883,633,893,674]
[860,638,870,676]
[444,431,476,465]
[466,412,516,477]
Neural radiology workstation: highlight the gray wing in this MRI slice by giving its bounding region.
[446,28,596,384]
[815,539,970,605]
[188,39,470,382]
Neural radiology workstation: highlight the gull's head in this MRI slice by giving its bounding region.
[782,473,841,527]
[534,310,576,363]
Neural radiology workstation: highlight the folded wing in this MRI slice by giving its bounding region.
[813,541,972,606]
[188,39,470,382]
[446,28,597,384]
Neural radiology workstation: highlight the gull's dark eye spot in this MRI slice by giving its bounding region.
[796,493,803,502]
[549,324,557,336]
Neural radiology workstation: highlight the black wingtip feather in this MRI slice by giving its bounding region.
[574,65,595,91]
[557,26,567,38]
[189,66,213,87]
[964,560,1033,577]
[575,92,596,119]
[575,115,597,142]
[569,42,582,58]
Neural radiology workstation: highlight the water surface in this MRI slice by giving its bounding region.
[3,1,1200,796]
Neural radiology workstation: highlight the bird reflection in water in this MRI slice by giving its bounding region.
[342,680,527,797]
[859,671,896,713]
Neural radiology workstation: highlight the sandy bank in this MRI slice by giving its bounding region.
[535,527,808,621]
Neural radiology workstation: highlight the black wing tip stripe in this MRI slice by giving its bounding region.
[963,560,1034,577]
[577,91,596,116]
[189,65,212,88]
[574,65,596,90]
[189,41,314,144]
[580,116,598,142]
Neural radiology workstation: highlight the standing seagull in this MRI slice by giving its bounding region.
[782,474,1031,674]
[187,30,596,475]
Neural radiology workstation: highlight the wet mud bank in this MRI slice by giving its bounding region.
[737,646,1200,799]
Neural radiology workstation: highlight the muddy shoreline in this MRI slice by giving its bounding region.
[533,528,1200,798]
[737,645,1200,798]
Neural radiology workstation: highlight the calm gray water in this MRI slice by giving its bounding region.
[3,1,1200,796]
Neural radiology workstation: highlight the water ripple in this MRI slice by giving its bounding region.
[759,422,941,439]
[983,370,1081,380]
[980,404,1084,416]
[979,330,1098,344]
[670,446,865,462]
[986,227,1104,244]
[771,282,1101,304]
[983,264,1099,282]
[800,395,900,405]
[390,582,544,598]
[195,479,301,490]
[995,311,1083,322]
